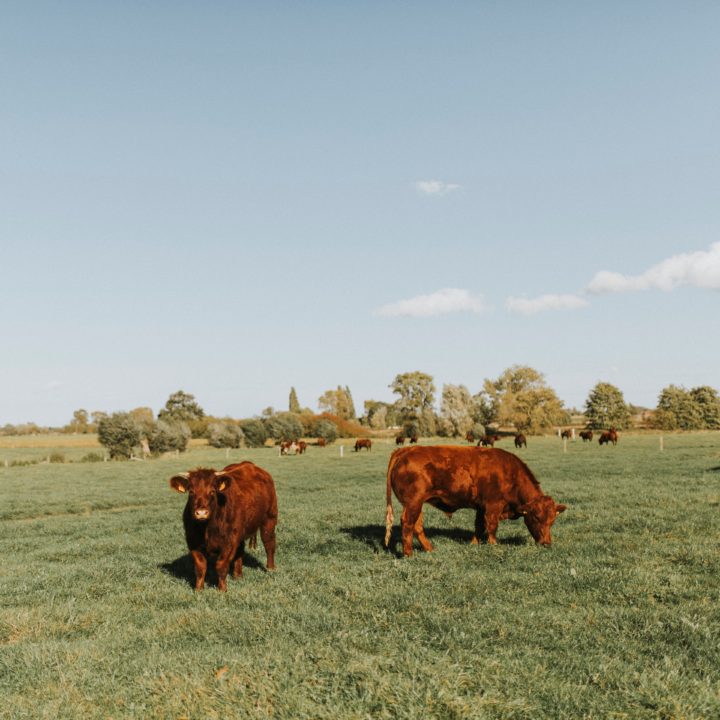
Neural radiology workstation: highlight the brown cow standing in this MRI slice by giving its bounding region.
[579,430,593,442]
[478,434,501,447]
[598,432,611,445]
[385,446,566,556]
[395,435,406,446]
[608,427,618,445]
[599,429,618,446]
[355,438,372,452]
[296,441,307,454]
[514,433,527,448]
[409,436,418,444]
[316,438,327,447]
[169,462,278,591]
[465,431,475,444]
[560,429,572,440]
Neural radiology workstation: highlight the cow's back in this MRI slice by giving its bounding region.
[222,462,278,535]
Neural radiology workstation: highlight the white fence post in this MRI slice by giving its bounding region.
[660,436,664,452]
[563,438,567,454]
[340,445,344,458]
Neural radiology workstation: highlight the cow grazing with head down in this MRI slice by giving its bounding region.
[560,429,572,440]
[316,437,327,447]
[355,438,372,452]
[384,446,566,556]
[514,433,527,448]
[296,441,307,454]
[465,431,476,444]
[395,435,406,446]
[579,430,593,442]
[599,429,618,446]
[169,462,278,591]
[409,435,418,444]
[478,434,501,447]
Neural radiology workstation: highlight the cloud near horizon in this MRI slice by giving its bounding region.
[414,180,462,196]
[377,288,490,318]
[505,293,589,315]
[587,242,720,294]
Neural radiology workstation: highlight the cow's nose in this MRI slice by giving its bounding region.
[194,509,210,520]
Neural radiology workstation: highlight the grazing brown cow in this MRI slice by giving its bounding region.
[598,432,611,445]
[579,430,593,442]
[355,438,372,452]
[169,462,278,591]
[384,446,566,556]
[280,440,298,455]
[465,431,476,444]
[296,441,307,454]
[599,429,618,446]
[560,429,572,440]
[396,435,406,446]
[514,433,527,448]
[478,434,501,447]
[608,427,618,445]
[316,438,327,447]
[409,435,419,444]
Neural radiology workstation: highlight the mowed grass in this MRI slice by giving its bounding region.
[1,434,719,719]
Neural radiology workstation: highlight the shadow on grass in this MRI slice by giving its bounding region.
[160,551,265,588]
[708,466,720,472]
[340,523,528,557]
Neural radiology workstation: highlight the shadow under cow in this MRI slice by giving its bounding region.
[160,551,265,588]
[340,523,528,557]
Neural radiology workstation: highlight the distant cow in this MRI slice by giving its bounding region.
[478,434,501,447]
[296,441,307,454]
[514,433,527,448]
[465,431,476,444]
[608,427,618,445]
[599,429,618,446]
[598,432,611,446]
[560,429,572,440]
[316,438,327,447]
[280,440,298,455]
[169,462,278,591]
[355,438,372,452]
[384,446,566,556]
[579,430,593,442]
[395,435,406,446]
[409,435,418,444]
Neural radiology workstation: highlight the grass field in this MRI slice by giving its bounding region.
[1,434,719,719]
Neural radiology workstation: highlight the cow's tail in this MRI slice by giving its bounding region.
[384,452,396,548]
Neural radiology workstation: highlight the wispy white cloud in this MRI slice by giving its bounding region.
[377,288,489,318]
[505,293,589,315]
[414,180,462,196]
[587,242,720,294]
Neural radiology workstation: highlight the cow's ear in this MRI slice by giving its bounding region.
[555,504,567,514]
[170,473,190,493]
[215,473,232,492]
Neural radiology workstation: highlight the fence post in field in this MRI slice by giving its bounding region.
[3,459,7,468]
[225,448,229,460]
[340,445,344,458]
[660,435,664,452]
[563,438,567,454]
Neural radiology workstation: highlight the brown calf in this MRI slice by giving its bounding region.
[385,446,566,556]
[514,433,527,448]
[355,438,372,451]
[169,462,278,591]
[579,430,593,442]
[395,435,406,446]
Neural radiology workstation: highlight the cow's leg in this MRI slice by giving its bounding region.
[471,509,486,545]
[413,511,433,552]
[401,503,422,557]
[248,532,258,550]
[215,546,237,592]
[260,517,277,570]
[232,541,245,579]
[484,504,502,545]
[190,549,207,591]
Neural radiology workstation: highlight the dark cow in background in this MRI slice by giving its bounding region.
[396,435,406,446]
[579,430,593,442]
[409,436,418,444]
[169,462,278,591]
[280,440,298,455]
[560,429,572,440]
[465,431,476,444]
[608,427,618,445]
[514,433,527,448]
[599,429,618,446]
[296,441,307,454]
[355,438,372,452]
[316,437,327,447]
[385,446,566,556]
[478,434,501,447]
[598,432,611,445]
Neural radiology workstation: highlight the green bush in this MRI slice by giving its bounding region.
[238,419,268,448]
[208,422,244,449]
[263,412,304,442]
[315,419,338,444]
[49,452,66,463]
[147,420,190,455]
[98,413,142,460]
[80,452,104,463]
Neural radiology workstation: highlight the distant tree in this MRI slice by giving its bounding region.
[483,365,566,433]
[208,422,244,449]
[91,411,108,430]
[654,385,704,430]
[147,420,190,454]
[584,382,631,430]
[390,371,436,435]
[289,387,301,414]
[690,386,720,429]
[318,386,355,420]
[368,404,388,430]
[129,407,154,432]
[97,413,142,460]
[439,384,474,437]
[315,419,338,444]
[238,419,268,448]
[158,391,204,422]
[65,409,90,434]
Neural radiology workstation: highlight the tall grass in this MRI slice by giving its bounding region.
[0,434,719,718]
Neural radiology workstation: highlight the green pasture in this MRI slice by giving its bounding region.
[1,434,719,719]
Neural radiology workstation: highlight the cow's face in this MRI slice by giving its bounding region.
[518,495,566,546]
[170,469,232,521]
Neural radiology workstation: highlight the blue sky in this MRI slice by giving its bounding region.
[2,2,719,425]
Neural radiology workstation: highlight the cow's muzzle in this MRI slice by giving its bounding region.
[194,509,210,521]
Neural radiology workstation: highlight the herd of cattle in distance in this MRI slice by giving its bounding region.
[167,427,599,591]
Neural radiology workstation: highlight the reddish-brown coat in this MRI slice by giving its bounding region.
[170,462,278,591]
[355,438,372,451]
[514,433,527,448]
[385,446,566,556]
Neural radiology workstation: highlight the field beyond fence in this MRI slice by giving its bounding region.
[1,433,719,718]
